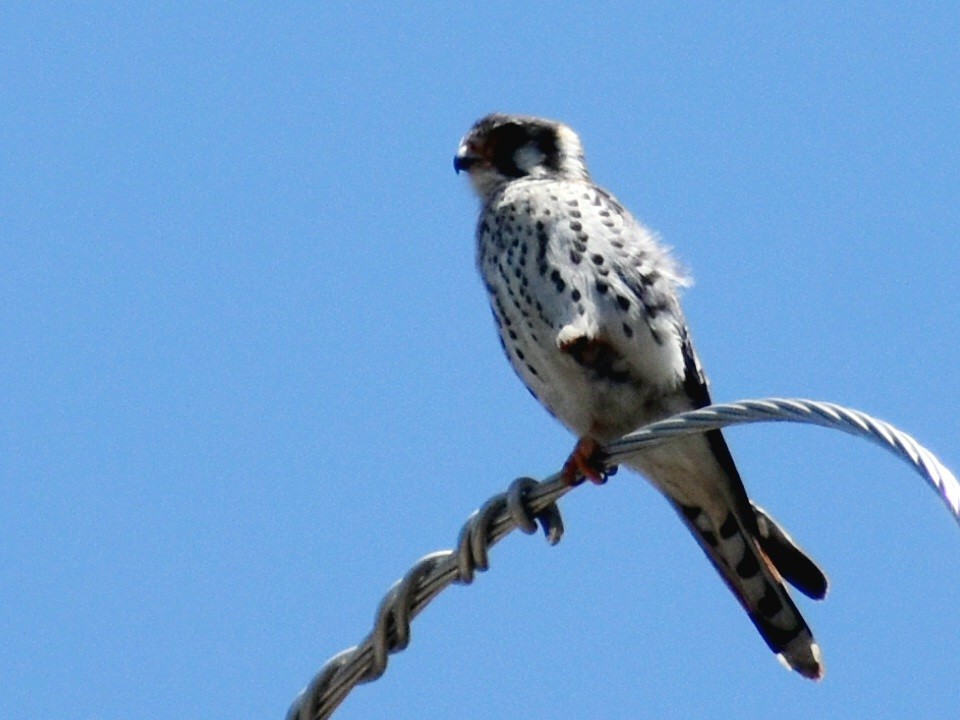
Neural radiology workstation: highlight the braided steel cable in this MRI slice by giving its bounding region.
[605,398,959,519]
[286,398,959,720]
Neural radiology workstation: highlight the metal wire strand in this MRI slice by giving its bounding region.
[286,398,959,720]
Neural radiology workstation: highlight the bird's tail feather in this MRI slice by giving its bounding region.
[752,503,828,600]
[673,501,826,680]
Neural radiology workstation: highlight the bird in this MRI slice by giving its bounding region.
[455,113,829,680]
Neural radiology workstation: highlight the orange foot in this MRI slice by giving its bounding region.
[561,437,611,486]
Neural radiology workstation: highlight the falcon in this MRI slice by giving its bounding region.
[455,113,828,679]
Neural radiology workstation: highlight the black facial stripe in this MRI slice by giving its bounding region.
[485,121,561,178]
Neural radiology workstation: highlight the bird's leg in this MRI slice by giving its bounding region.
[561,437,611,486]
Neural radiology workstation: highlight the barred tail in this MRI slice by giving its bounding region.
[673,501,826,680]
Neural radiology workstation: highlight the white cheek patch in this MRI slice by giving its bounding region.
[514,144,546,174]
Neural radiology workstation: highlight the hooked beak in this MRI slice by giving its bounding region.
[454,145,480,174]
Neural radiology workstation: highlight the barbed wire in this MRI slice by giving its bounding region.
[286,398,959,720]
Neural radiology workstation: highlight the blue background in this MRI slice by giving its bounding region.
[3,3,959,718]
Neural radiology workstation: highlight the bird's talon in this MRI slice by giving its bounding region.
[562,438,609,486]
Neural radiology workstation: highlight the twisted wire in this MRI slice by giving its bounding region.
[286,398,959,720]
[604,398,959,519]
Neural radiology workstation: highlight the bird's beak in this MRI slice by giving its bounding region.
[454,145,480,174]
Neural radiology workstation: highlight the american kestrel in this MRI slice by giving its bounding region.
[455,113,828,679]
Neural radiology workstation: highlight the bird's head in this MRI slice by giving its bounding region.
[455,113,589,200]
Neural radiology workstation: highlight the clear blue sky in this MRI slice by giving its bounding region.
[3,4,959,718]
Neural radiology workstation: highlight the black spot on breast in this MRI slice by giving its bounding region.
[571,288,581,301]
[566,199,578,207]
[526,363,539,377]
[536,231,549,266]
[493,298,512,327]
[573,241,586,253]
[516,348,525,360]
[597,189,626,215]
[550,269,566,293]
[569,220,582,232]
[616,295,631,311]
[596,280,608,294]
[569,251,582,264]
[569,210,582,218]
[591,254,604,266]
[622,323,633,338]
